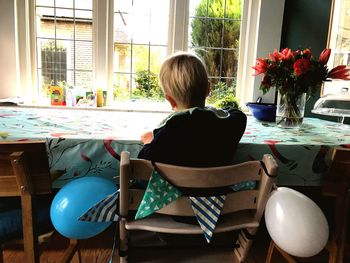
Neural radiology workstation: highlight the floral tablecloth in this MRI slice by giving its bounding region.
[1,106,349,187]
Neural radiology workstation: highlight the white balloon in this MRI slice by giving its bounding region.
[264,187,329,258]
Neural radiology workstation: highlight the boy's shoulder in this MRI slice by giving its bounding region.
[157,107,246,128]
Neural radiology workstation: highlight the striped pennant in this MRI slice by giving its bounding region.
[189,195,226,243]
[79,190,120,222]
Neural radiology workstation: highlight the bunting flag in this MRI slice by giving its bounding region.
[135,169,182,220]
[189,195,226,243]
[230,180,256,191]
[79,190,120,222]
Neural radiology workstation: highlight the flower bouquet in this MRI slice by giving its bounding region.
[253,48,350,128]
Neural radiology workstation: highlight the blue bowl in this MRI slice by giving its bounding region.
[246,102,276,122]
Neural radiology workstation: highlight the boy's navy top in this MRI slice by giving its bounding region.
[138,107,247,167]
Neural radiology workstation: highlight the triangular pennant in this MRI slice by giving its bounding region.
[189,195,226,243]
[135,169,182,220]
[230,180,256,191]
[79,190,120,222]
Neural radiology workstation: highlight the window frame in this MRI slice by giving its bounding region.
[322,0,350,96]
[16,0,285,109]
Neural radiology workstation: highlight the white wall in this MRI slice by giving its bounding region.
[0,0,18,99]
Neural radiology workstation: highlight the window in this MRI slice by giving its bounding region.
[16,0,285,109]
[113,0,169,102]
[41,41,67,85]
[35,0,93,100]
[188,0,241,105]
[323,0,350,95]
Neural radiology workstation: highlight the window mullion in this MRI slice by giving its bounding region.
[169,0,189,54]
[93,0,113,103]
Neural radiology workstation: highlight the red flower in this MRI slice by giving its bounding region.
[252,58,269,76]
[319,48,331,65]
[269,49,284,62]
[281,48,293,61]
[328,65,350,80]
[293,58,311,76]
[302,48,311,58]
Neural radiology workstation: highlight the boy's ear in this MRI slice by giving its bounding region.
[165,94,177,109]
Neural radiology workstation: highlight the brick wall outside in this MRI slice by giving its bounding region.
[39,19,93,89]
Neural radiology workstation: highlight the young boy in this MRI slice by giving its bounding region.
[138,52,247,167]
[138,53,247,246]
[137,52,247,246]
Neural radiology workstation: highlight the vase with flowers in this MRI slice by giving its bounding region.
[253,48,350,128]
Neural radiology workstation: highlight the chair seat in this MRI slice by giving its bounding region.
[126,210,260,234]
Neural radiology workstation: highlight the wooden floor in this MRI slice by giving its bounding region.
[2,222,333,263]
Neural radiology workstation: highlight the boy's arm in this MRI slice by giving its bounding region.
[137,125,175,162]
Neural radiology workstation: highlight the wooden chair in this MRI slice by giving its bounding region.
[0,141,80,263]
[265,147,350,263]
[119,151,278,263]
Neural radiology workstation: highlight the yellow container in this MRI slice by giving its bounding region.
[96,89,103,107]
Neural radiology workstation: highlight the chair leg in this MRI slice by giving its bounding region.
[119,219,128,263]
[61,239,79,263]
[273,243,298,263]
[265,240,275,263]
[21,195,40,263]
[233,227,257,262]
[336,189,350,263]
[325,239,338,263]
[0,244,4,263]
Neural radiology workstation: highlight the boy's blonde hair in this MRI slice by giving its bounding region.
[159,52,208,108]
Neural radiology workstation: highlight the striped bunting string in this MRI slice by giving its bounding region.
[79,190,120,222]
[189,195,226,243]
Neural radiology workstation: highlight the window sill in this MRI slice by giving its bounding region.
[13,100,173,114]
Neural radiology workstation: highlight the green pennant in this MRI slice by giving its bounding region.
[135,169,182,220]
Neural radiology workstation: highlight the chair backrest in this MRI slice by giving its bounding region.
[120,151,278,220]
[0,141,52,263]
[119,151,278,262]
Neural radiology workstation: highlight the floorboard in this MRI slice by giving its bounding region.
[1,222,334,263]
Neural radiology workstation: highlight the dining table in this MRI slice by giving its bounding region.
[1,105,349,188]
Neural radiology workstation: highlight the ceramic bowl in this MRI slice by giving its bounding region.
[246,102,276,122]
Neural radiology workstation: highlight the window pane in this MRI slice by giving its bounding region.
[36,7,55,38]
[75,0,92,10]
[114,12,130,43]
[113,44,131,73]
[75,11,93,41]
[75,41,93,71]
[188,0,242,98]
[56,8,74,40]
[74,70,93,89]
[223,20,240,47]
[150,46,167,73]
[114,1,132,13]
[35,0,93,99]
[222,49,238,78]
[56,0,73,9]
[36,0,54,7]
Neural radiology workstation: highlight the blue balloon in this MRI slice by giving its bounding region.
[50,176,118,239]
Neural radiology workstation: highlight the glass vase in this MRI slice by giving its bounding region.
[276,92,306,128]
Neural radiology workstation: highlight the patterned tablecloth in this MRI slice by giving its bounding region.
[1,106,349,187]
